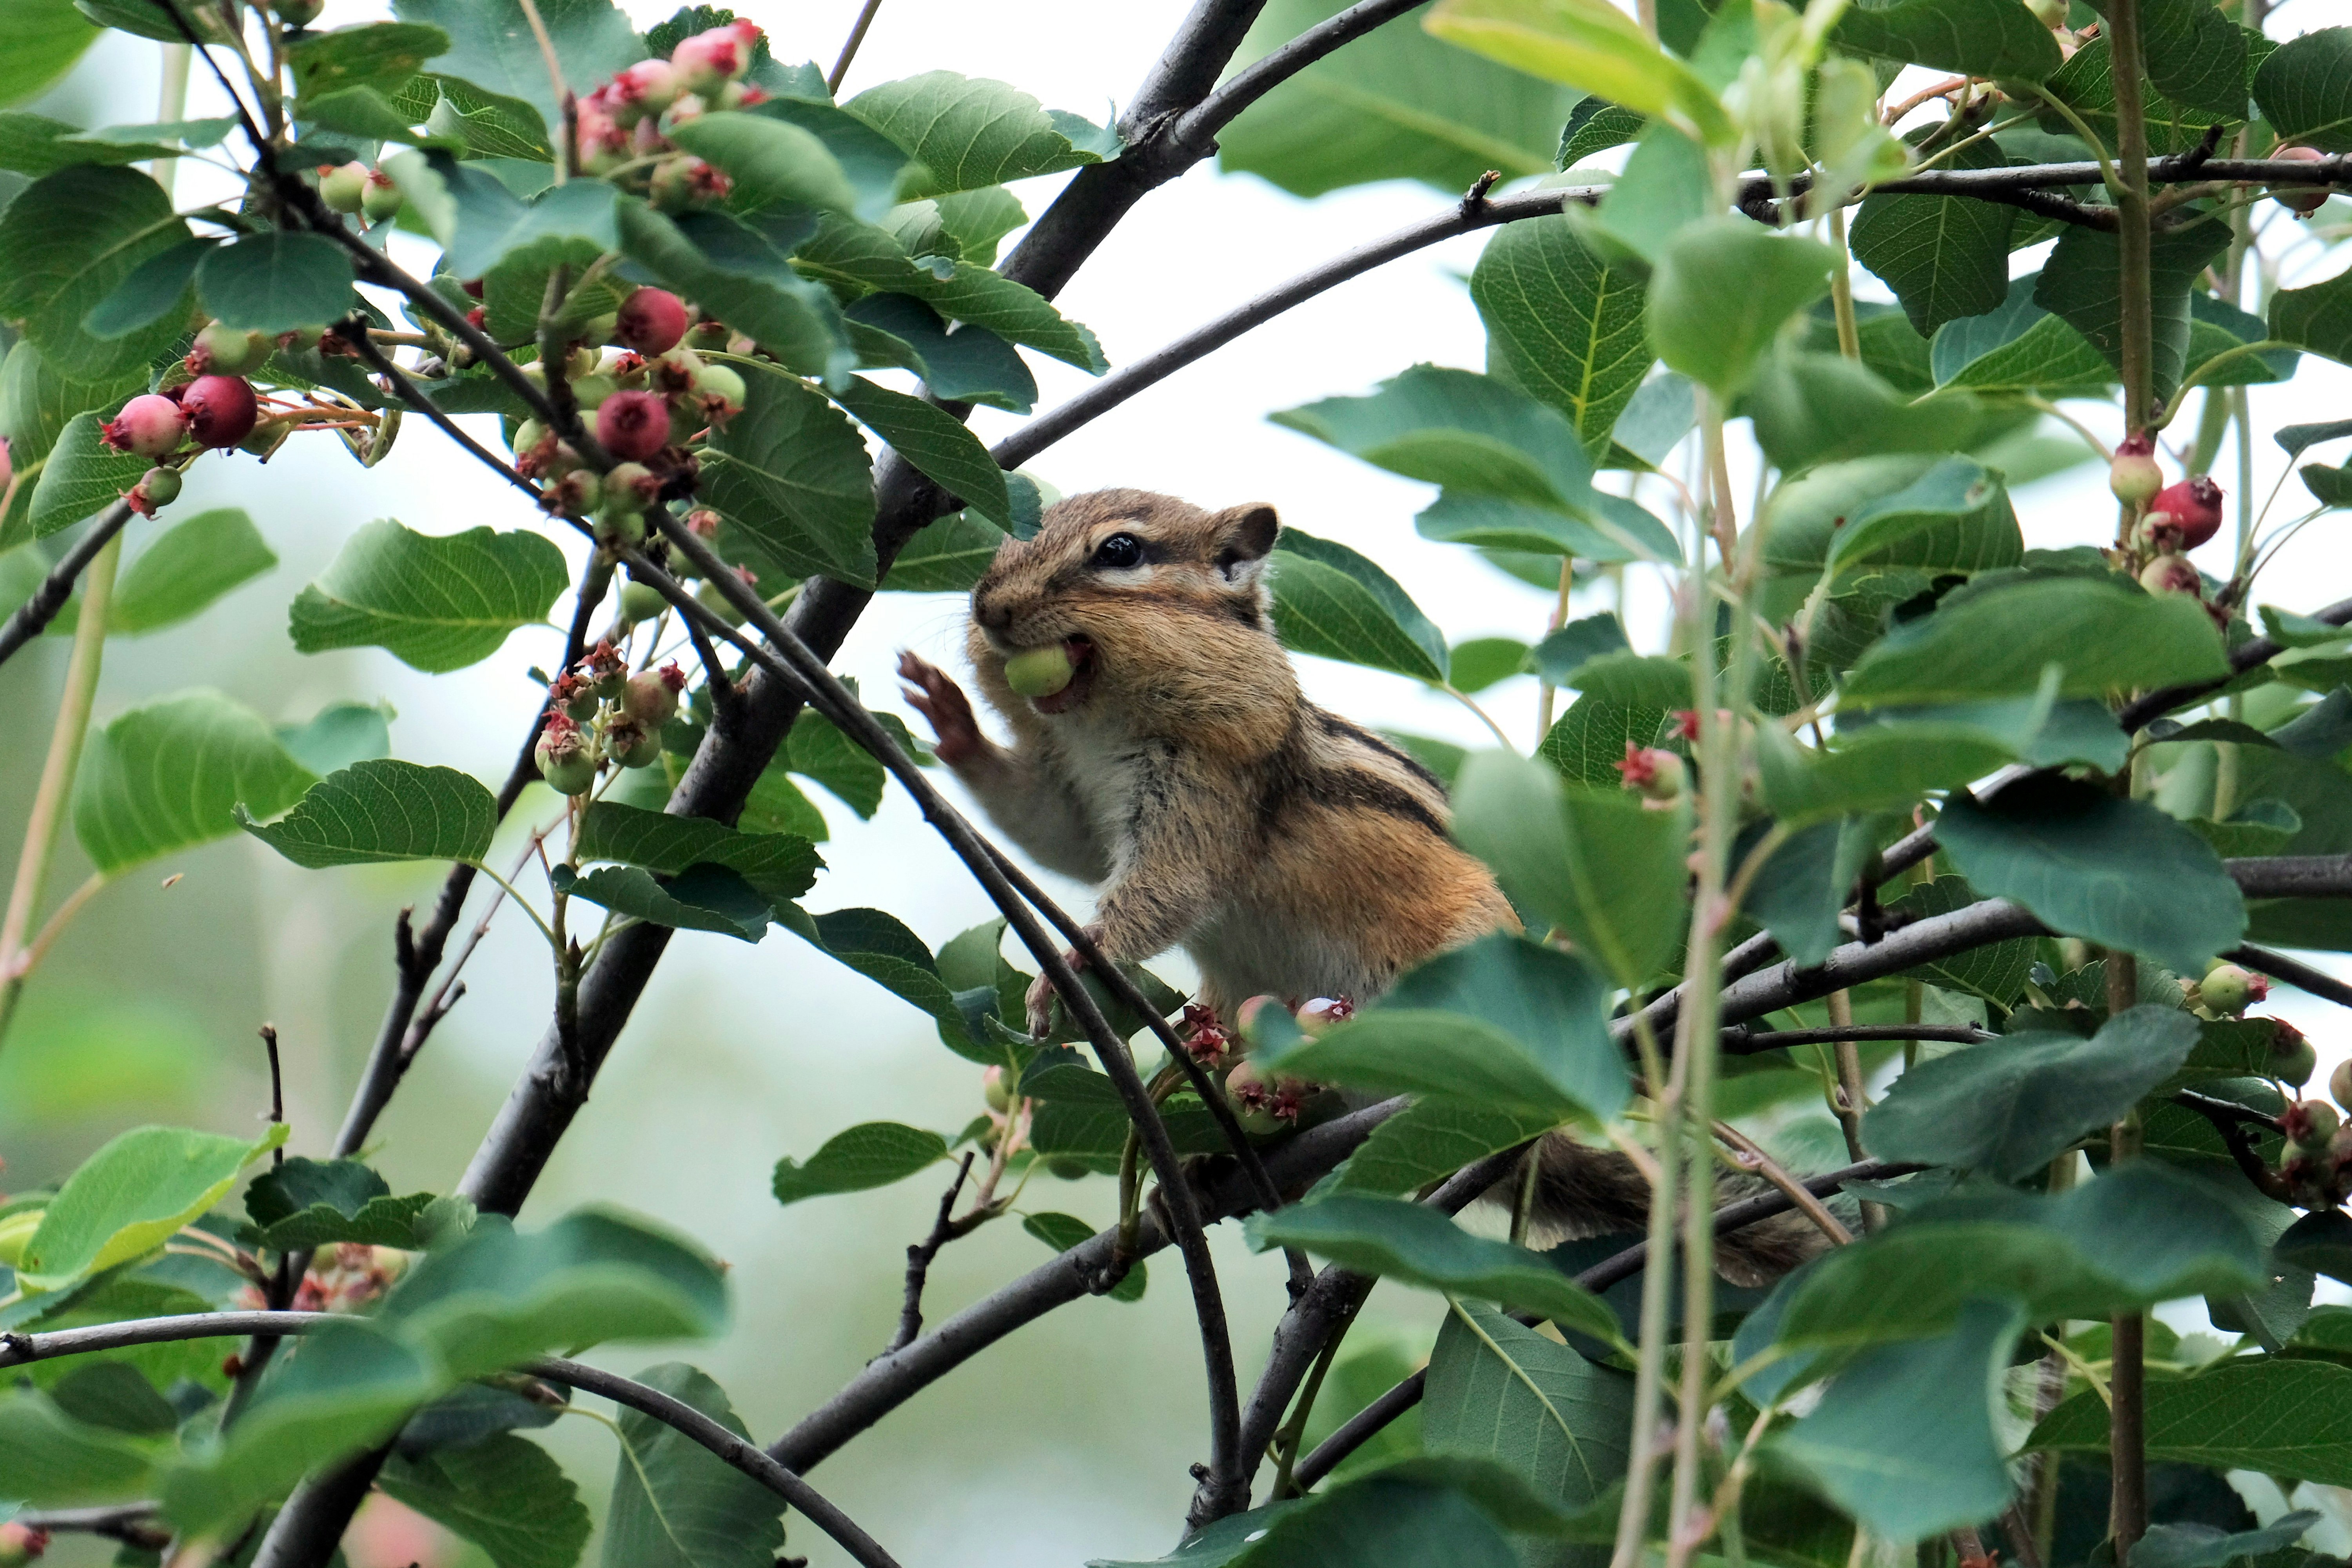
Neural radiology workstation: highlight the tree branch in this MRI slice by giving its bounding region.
[1168,0,1430,145]
[2120,594,2352,731]
[1723,1022,1991,1054]
[2229,944,2352,1011]
[0,501,134,669]
[887,1152,976,1355]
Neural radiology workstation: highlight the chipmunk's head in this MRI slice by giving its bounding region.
[966,488,1288,722]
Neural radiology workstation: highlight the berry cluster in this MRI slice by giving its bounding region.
[316,160,404,225]
[978,1063,1034,1157]
[1222,996,1348,1136]
[1179,1002,1235,1067]
[576,20,766,212]
[501,288,748,540]
[233,1241,407,1317]
[2279,1061,2352,1209]
[535,646,686,795]
[2111,434,2229,613]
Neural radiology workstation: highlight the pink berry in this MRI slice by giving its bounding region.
[615,288,689,355]
[0,436,14,493]
[2139,553,2201,597]
[596,390,671,461]
[2152,476,2225,548]
[102,393,189,458]
[1613,742,1686,802]
[0,1522,49,1564]
[2273,145,2330,216]
[181,375,258,448]
[621,663,684,727]
[608,59,681,125]
[671,25,749,94]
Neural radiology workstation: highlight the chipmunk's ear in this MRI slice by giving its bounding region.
[1209,503,1279,581]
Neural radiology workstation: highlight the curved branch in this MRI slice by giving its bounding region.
[768,1097,1405,1475]
[1724,1022,1991,1054]
[1171,0,1431,146]
[1289,1156,1922,1490]
[0,501,134,670]
[2229,944,2352,1011]
[0,1315,903,1568]
[2120,595,2352,731]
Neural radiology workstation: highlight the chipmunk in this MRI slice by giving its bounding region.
[898,488,1822,1285]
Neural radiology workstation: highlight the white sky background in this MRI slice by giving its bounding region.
[25,2,2352,1562]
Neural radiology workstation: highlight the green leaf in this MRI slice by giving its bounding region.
[846,292,1038,412]
[0,1389,160,1505]
[0,1,96,107]
[748,98,921,223]
[1424,1298,1633,1524]
[1470,213,1652,457]
[0,165,190,378]
[1935,775,2247,974]
[615,201,853,381]
[2138,0,2252,120]
[1257,934,1627,1122]
[1273,363,1593,513]
[1022,1212,1145,1302]
[381,1432,591,1568]
[2253,25,2352,153]
[2271,258,2352,367]
[1849,138,2016,336]
[1335,1100,1562,1196]
[387,151,619,280]
[1933,276,2116,394]
[386,1208,728,1383]
[771,1122,948,1206]
[1250,1195,1622,1346]
[162,1318,439,1532]
[830,374,1011,527]
[74,690,317,874]
[393,0,641,148]
[576,800,820,899]
[92,507,274,635]
[1449,636,1532,693]
[779,906,989,1057]
[2037,37,2250,157]
[1559,97,1646,167]
[2034,218,2234,407]
[1530,611,1630,685]
[1454,748,1688,985]
[288,19,448,98]
[1268,527,1450,683]
[287,518,569,673]
[1833,0,2061,80]
[1218,0,1576,197]
[551,863,773,942]
[241,1156,437,1256]
[46,1361,177,1435]
[15,1122,288,1294]
[1426,0,1732,145]
[786,707,887,817]
[1746,354,1989,475]
[0,339,142,544]
[29,409,146,539]
[0,111,176,175]
[193,231,354,334]
[1539,694,1669,787]
[1770,1298,2025,1541]
[601,1362,785,1568]
[701,363,878,587]
[2030,1358,2352,1485]
[2133,1512,2323,1568]
[842,71,1112,198]
[1648,219,1834,395]
[1774,1162,2265,1357]
[668,109,866,218]
[878,508,1007,591]
[1862,1005,2199,1180]
[237,758,497,870]
[1840,574,2230,708]
[793,212,1106,372]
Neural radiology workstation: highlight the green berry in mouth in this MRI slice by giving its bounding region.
[1004,644,1076,697]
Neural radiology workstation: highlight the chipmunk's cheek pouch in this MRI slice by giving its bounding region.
[1029,635,1096,714]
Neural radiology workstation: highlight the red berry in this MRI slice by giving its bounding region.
[1613,742,1686,802]
[596,389,670,461]
[181,375,258,448]
[2273,145,2330,216]
[671,25,749,93]
[460,277,485,299]
[2152,476,2225,548]
[615,287,689,355]
[103,393,189,457]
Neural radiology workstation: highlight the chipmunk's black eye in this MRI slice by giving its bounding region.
[1092,532,1145,570]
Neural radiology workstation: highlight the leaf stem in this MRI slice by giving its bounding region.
[1826,205,1862,360]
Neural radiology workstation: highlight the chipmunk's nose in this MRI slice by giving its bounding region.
[973,588,1013,631]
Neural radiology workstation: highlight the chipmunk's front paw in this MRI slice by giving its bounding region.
[897,650,984,767]
[1023,927,1103,1037]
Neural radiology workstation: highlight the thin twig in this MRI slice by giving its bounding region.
[341,320,540,500]
[887,1152,976,1355]
[259,1025,285,1161]
[1711,1122,1853,1245]
[827,0,886,94]
[10,1504,168,1550]
[1723,1023,1991,1054]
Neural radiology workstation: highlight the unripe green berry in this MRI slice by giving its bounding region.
[2198,963,2263,1015]
[359,168,402,223]
[140,466,181,507]
[571,374,617,410]
[1004,644,1076,698]
[2110,445,2163,507]
[983,1065,1014,1113]
[2289,1098,2341,1152]
[196,321,269,374]
[2330,1055,2352,1116]
[318,161,368,214]
[696,579,749,626]
[618,580,668,624]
